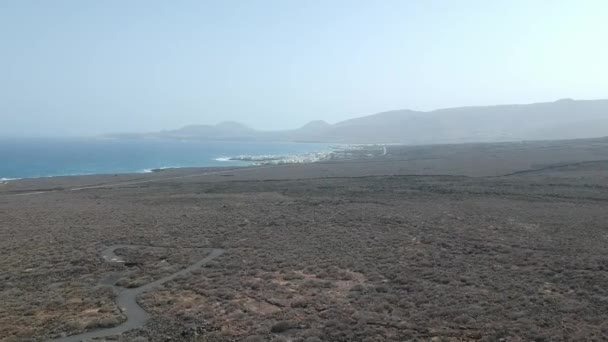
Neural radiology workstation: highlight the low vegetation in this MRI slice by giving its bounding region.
[2,142,608,341]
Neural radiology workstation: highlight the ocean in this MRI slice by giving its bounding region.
[0,137,332,180]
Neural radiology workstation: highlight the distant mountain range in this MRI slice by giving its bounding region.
[109,99,608,144]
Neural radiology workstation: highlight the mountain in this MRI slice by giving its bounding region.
[297,120,331,132]
[162,121,257,139]
[110,99,608,144]
[320,99,608,143]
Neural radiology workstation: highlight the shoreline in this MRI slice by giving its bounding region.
[0,144,385,183]
[0,145,390,196]
[0,138,337,182]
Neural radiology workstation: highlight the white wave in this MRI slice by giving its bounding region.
[1,173,95,181]
[214,157,235,162]
[138,166,180,173]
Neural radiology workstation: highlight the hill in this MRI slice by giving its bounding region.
[110,99,608,144]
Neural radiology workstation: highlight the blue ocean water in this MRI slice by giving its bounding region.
[0,138,331,180]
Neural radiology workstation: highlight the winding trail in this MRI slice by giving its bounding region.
[52,245,224,342]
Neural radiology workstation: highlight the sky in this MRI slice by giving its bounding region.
[1,0,607,136]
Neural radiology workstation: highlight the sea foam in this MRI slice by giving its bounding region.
[139,166,179,173]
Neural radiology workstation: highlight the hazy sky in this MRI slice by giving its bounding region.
[1,0,607,136]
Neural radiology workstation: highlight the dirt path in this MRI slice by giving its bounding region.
[51,245,224,342]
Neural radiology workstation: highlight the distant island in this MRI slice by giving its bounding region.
[108,99,608,144]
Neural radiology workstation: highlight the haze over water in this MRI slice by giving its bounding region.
[0,138,330,179]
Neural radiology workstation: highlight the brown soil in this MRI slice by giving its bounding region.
[2,137,608,341]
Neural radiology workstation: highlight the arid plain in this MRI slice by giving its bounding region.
[2,138,608,341]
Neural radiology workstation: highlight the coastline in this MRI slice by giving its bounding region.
[4,135,608,197]
[0,138,337,181]
[0,144,386,183]
[0,145,391,196]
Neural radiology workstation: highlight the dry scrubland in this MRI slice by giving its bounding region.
[2,138,608,341]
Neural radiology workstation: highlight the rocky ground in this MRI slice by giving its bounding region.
[1,137,608,341]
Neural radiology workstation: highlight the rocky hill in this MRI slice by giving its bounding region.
[110,99,608,144]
